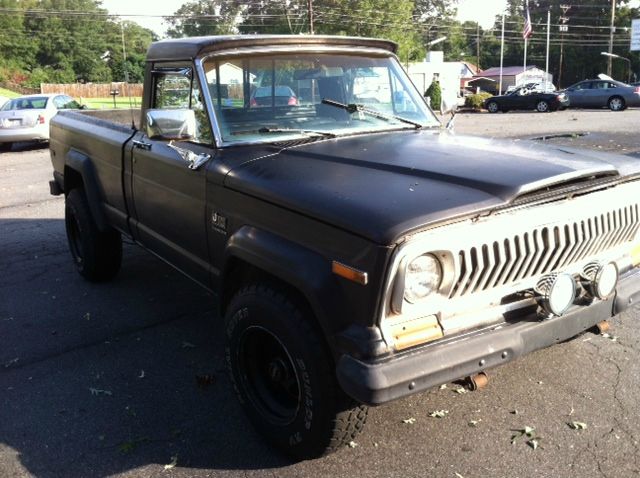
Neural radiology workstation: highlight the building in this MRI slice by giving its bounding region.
[469,65,553,94]
[406,52,478,110]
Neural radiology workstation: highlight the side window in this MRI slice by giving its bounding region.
[53,96,66,109]
[152,68,212,144]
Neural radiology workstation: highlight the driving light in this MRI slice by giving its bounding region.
[535,272,576,316]
[581,261,618,299]
[404,254,442,303]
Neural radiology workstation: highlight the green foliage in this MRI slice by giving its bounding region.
[165,0,240,37]
[465,92,493,109]
[0,2,155,88]
[425,80,442,110]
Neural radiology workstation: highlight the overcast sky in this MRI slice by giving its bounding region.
[99,0,638,37]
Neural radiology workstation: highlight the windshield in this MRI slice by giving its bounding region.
[1,97,49,111]
[202,53,438,145]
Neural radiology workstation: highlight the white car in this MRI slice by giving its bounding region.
[0,93,84,151]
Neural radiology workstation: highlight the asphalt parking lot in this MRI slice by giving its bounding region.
[1,109,640,478]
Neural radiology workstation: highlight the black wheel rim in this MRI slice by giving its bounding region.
[238,326,301,426]
[66,212,84,266]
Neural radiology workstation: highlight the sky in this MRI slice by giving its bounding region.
[99,0,510,36]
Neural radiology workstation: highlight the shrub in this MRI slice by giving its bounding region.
[425,81,442,111]
[465,92,493,109]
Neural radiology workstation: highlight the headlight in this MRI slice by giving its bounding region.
[404,254,442,303]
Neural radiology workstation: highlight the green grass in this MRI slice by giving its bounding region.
[0,87,21,98]
[81,97,142,109]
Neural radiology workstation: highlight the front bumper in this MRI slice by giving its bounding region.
[337,268,640,406]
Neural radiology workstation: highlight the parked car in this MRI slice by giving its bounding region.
[484,86,569,113]
[0,93,84,151]
[562,79,640,111]
[249,85,298,107]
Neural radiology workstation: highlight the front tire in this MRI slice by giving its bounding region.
[536,100,550,112]
[486,101,500,113]
[225,285,368,460]
[65,188,122,281]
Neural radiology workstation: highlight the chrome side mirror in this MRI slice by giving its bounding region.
[146,109,196,141]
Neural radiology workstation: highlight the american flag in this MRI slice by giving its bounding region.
[523,0,533,39]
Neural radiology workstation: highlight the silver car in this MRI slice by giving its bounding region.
[563,79,640,111]
[0,94,84,151]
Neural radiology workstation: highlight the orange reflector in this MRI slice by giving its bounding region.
[631,244,640,266]
[332,261,368,285]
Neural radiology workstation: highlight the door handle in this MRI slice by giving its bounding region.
[132,140,152,151]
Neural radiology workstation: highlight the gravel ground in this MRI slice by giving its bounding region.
[1,109,640,478]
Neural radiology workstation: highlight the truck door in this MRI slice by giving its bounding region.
[128,65,215,287]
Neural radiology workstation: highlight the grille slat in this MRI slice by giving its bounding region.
[449,206,639,298]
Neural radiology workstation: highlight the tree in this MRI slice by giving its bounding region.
[425,79,441,109]
[165,0,240,38]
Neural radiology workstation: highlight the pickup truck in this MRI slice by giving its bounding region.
[49,35,640,460]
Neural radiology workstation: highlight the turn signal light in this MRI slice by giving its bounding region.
[37,115,45,124]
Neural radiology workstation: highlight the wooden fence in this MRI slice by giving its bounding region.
[40,82,144,98]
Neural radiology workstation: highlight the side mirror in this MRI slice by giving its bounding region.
[146,109,196,141]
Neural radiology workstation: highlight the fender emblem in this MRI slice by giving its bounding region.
[211,212,227,233]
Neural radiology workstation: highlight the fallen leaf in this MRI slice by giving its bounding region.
[569,421,588,430]
[528,438,540,450]
[164,455,178,470]
[348,441,358,448]
[402,417,416,425]
[89,388,112,396]
[196,374,216,389]
[429,410,449,418]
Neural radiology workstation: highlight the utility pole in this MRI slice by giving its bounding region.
[307,0,314,35]
[558,5,571,88]
[476,22,480,71]
[607,0,616,76]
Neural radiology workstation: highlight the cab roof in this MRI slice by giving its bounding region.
[146,35,398,62]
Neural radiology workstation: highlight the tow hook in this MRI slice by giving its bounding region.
[594,320,610,334]
[466,371,489,391]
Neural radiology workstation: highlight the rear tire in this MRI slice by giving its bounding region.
[65,188,122,282]
[0,142,12,152]
[608,96,625,111]
[225,284,368,460]
[536,100,550,112]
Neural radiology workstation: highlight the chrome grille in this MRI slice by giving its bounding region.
[451,204,640,298]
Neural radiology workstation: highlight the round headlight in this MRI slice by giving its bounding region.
[582,261,618,299]
[404,254,442,303]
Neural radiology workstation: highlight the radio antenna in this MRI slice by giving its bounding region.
[120,20,136,130]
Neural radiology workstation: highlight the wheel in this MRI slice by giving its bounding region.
[225,284,368,459]
[65,188,122,281]
[486,101,500,113]
[608,96,625,111]
[536,100,549,112]
[0,142,12,152]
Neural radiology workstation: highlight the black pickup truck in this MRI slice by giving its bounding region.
[49,35,640,459]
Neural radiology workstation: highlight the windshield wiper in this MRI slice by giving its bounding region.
[257,127,336,139]
[321,98,424,129]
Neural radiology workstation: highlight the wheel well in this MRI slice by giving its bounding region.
[64,166,83,194]
[221,257,315,320]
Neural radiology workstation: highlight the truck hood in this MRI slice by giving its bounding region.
[223,130,640,244]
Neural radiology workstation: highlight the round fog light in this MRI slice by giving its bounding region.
[535,272,576,316]
[582,261,618,299]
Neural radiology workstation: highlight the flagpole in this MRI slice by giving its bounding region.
[545,9,550,90]
[499,13,505,94]
[523,37,528,75]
